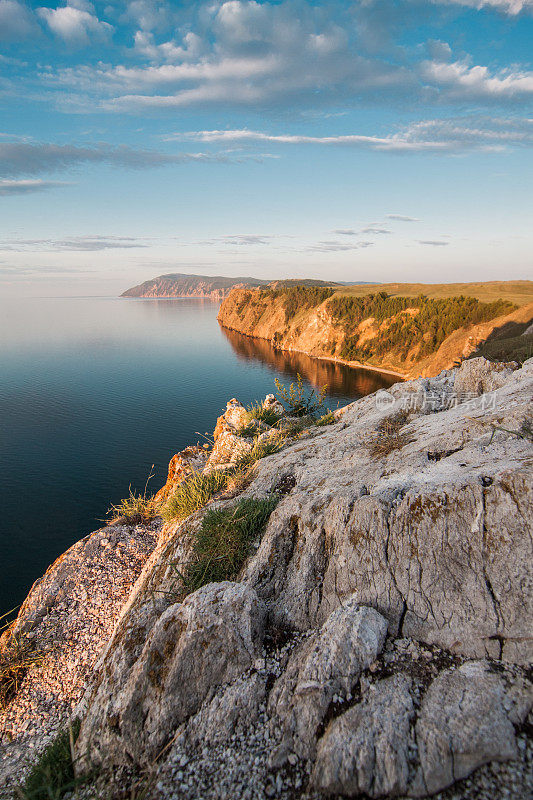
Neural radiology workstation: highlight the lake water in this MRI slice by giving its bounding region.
[0,296,396,615]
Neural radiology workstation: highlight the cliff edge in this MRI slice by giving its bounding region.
[1,358,532,799]
[217,282,533,379]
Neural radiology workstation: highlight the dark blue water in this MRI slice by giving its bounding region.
[0,297,395,614]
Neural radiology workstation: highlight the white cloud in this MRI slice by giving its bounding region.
[122,0,175,33]
[0,141,238,178]
[172,116,533,153]
[0,0,36,40]
[0,178,70,195]
[309,240,374,252]
[418,239,450,246]
[37,1,113,45]
[41,0,411,110]
[422,59,533,99]
[387,214,420,222]
[435,0,533,14]
[0,234,151,251]
[361,226,391,234]
[30,0,533,112]
[133,30,204,62]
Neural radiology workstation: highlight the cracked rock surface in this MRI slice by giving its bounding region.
[2,357,532,799]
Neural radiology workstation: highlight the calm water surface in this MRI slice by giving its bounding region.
[0,297,396,614]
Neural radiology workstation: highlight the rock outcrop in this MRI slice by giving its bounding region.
[2,356,532,799]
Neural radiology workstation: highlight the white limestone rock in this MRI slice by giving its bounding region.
[410,661,526,796]
[75,582,265,768]
[311,673,415,797]
[268,599,388,761]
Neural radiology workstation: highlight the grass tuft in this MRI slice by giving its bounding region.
[107,466,159,525]
[368,410,411,457]
[234,433,286,468]
[162,470,231,522]
[179,497,279,595]
[18,720,81,800]
[107,490,160,526]
[244,401,281,427]
[0,621,43,710]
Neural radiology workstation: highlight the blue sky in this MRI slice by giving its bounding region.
[0,0,532,295]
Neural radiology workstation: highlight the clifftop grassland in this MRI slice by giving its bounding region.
[218,281,533,378]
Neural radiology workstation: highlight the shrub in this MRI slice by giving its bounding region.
[0,624,43,710]
[315,411,336,426]
[19,720,81,800]
[180,497,279,594]
[275,374,327,418]
[163,471,231,522]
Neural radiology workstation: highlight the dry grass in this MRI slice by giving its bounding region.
[335,281,533,307]
[0,625,43,710]
[368,410,412,457]
[107,466,160,525]
[162,470,231,523]
[107,490,160,526]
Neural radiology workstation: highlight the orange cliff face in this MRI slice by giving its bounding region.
[217,286,533,380]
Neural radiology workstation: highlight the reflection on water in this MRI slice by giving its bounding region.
[221,326,397,402]
[0,297,400,615]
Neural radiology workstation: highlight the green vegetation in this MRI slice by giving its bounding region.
[235,433,287,468]
[262,285,335,323]
[476,331,533,365]
[19,721,82,800]
[275,373,327,418]
[315,411,336,426]
[327,293,516,363]
[107,489,160,526]
[244,400,281,427]
[489,415,533,445]
[177,497,279,595]
[163,433,286,523]
[163,470,231,522]
[0,614,43,710]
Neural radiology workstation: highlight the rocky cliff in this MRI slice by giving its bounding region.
[122,273,269,299]
[1,358,532,799]
[218,284,533,379]
[121,274,342,300]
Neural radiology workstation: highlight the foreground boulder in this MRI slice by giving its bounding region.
[76,582,266,768]
[268,600,388,761]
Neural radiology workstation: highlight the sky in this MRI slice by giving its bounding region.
[0,0,532,296]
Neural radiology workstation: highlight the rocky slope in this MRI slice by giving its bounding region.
[218,285,533,379]
[1,357,532,799]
